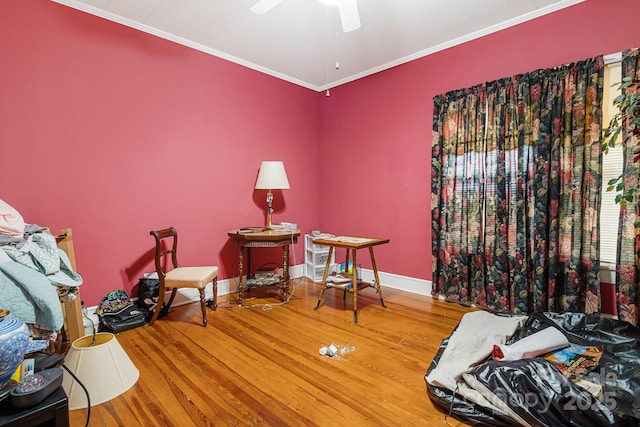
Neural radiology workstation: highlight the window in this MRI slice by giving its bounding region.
[600,61,624,264]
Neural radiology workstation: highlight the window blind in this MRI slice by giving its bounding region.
[600,62,623,264]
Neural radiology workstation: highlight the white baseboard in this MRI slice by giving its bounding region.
[359,268,433,296]
[172,264,432,303]
[86,264,433,317]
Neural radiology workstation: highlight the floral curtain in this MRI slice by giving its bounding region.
[616,48,640,326]
[432,56,604,315]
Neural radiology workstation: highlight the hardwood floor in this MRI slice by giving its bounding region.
[68,278,476,426]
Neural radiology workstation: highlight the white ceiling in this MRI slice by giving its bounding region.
[52,0,584,92]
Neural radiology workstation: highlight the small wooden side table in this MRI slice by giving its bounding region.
[0,387,69,427]
[312,236,389,323]
[228,228,300,306]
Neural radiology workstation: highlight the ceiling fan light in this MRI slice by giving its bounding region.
[250,0,283,15]
[339,0,361,32]
[253,0,361,33]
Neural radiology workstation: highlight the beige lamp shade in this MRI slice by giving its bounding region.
[62,332,139,410]
[255,161,290,189]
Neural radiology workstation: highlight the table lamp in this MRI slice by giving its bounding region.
[255,161,290,228]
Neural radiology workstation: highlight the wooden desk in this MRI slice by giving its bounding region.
[312,236,389,323]
[228,228,300,306]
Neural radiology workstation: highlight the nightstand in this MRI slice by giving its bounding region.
[0,387,69,427]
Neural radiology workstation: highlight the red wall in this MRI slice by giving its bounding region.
[318,0,640,281]
[1,0,639,305]
[0,1,321,305]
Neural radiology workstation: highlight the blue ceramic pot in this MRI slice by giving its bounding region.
[0,310,30,388]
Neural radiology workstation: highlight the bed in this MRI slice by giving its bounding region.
[425,310,640,426]
[0,227,84,352]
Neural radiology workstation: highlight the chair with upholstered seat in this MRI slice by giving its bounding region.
[149,227,218,327]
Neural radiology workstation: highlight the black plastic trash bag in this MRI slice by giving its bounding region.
[425,312,640,426]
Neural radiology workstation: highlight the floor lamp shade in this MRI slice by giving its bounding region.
[62,333,139,410]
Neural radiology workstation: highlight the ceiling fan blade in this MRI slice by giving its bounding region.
[250,0,283,15]
[338,0,361,32]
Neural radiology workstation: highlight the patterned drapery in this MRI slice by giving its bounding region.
[432,56,604,315]
[616,48,640,326]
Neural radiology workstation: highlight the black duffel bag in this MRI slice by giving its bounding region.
[136,276,169,321]
[96,289,147,333]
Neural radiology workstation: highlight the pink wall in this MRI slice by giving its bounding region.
[0,1,321,305]
[318,0,640,281]
[2,0,638,306]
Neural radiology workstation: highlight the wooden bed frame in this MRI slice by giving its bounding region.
[54,228,84,348]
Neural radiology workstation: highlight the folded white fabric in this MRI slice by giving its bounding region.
[0,198,25,237]
[492,326,569,361]
[426,311,526,413]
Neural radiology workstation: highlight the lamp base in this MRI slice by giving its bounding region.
[265,191,274,228]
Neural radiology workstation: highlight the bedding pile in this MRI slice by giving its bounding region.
[425,311,640,426]
[0,199,82,336]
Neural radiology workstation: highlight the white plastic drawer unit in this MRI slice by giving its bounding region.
[304,234,336,281]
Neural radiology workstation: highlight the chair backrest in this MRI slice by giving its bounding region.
[150,227,181,279]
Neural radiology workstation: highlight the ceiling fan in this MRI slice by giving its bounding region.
[250,0,361,33]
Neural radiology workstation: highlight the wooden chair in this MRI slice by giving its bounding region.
[149,227,218,327]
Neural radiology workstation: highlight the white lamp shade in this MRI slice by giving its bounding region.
[255,161,290,190]
[62,333,139,410]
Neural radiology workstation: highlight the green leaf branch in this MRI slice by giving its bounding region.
[603,76,640,210]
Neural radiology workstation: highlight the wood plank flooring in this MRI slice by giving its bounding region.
[68,278,476,426]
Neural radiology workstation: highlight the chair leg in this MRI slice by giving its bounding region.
[198,288,207,327]
[212,279,218,311]
[166,288,178,308]
[207,279,229,311]
[149,280,166,326]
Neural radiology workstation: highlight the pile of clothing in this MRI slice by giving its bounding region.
[0,199,82,336]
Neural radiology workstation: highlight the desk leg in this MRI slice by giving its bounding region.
[246,247,252,281]
[344,249,350,276]
[352,249,358,323]
[281,244,290,298]
[237,245,245,306]
[369,246,387,308]
[314,246,334,310]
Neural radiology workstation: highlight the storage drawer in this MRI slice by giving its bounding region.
[305,262,340,281]
[305,234,331,252]
[305,262,324,281]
